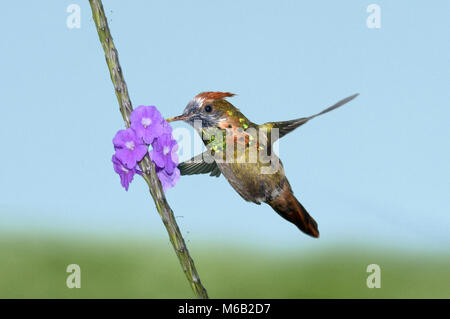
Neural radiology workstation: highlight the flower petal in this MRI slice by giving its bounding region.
[112,154,136,191]
[150,148,165,168]
[134,144,149,162]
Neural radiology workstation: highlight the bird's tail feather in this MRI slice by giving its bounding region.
[268,187,319,238]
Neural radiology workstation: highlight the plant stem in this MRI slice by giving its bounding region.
[88,0,208,299]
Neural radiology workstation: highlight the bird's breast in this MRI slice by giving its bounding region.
[216,151,286,204]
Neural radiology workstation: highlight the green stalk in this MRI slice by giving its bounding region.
[88,0,208,299]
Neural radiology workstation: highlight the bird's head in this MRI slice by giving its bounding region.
[166,92,248,131]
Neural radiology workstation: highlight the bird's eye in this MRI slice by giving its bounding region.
[204,105,212,112]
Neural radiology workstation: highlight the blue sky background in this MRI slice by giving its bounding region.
[0,1,449,252]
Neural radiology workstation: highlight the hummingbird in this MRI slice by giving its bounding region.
[167,92,359,238]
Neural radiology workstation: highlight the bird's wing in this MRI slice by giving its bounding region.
[263,93,359,141]
[178,151,221,177]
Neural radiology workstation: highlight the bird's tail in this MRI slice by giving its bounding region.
[268,185,319,238]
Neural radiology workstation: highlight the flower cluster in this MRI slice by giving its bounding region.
[112,105,180,192]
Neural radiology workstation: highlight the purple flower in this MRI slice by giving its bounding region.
[112,105,180,192]
[112,155,139,191]
[156,166,180,192]
[113,128,148,169]
[150,133,179,174]
[130,105,164,144]
[161,120,173,135]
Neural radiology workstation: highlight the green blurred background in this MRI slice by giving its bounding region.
[2,231,449,298]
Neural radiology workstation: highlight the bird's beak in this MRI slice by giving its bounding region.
[166,115,187,123]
